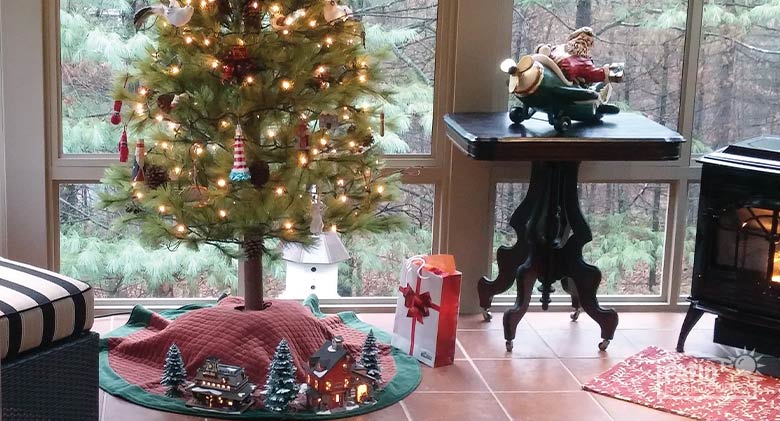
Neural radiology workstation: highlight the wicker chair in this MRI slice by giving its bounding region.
[0,257,98,421]
[2,332,99,420]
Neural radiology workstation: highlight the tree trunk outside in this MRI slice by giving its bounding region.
[575,0,592,28]
[243,256,264,311]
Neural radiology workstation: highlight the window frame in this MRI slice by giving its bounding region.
[0,0,712,314]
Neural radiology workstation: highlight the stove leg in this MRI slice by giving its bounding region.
[676,305,704,353]
[503,258,537,352]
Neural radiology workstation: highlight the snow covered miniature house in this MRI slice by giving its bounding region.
[280,202,350,299]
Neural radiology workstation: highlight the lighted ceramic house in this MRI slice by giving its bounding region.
[186,357,256,414]
[280,202,350,299]
[305,336,377,411]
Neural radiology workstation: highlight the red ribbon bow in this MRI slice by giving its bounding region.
[399,283,436,324]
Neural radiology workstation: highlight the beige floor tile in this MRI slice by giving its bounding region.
[402,392,508,421]
[458,329,555,359]
[537,329,639,358]
[417,360,488,392]
[473,359,581,392]
[592,394,696,420]
[524,310,602,331]
[560,358,623,384]
[341,403,409,421]
[457,312,531,330]
[621,328,729,358]
[496,391,611,421]
[102,394,202,421]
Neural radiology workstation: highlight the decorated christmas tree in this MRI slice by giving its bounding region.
[360,329,381,383]
[161,343,187,397]
[263,339,298,412]
[99,0,404,310]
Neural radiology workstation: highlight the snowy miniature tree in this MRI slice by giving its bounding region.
[360,330,381,383]
[263,339,298,412]
[161,343,187,397]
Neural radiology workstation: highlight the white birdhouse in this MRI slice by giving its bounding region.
[280,200,350,299]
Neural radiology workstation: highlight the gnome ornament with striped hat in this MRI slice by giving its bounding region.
[229,124,251,182]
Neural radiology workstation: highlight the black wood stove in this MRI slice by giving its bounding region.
[678,136,780,355]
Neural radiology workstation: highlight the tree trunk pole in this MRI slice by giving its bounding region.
[242,235,265,311]
[243,256,264,311]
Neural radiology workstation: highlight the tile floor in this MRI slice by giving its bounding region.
[94,310,735,421]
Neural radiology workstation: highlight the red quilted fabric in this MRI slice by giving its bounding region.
[107,297,396,398]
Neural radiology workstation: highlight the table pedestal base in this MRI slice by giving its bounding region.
[478,161,618,352]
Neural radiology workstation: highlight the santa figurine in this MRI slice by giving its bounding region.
[538,27,623,87]
[534,27,623,114]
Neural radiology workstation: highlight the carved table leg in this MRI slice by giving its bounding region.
[478,163,548,321]
[676,304,704,352]
[503,256,538,352]
[567,258,618,350]
[559,162,618,350]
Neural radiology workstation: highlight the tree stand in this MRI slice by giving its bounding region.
[477,161,619,352]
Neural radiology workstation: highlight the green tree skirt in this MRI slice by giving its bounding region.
[99,298,421,419]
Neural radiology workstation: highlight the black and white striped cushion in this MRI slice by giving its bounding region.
[0,257,94,360]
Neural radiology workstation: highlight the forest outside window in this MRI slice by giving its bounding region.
[57,0,440,301]
[493,183,670,298]
[691,0,780,157]
[60,0,438,155]
[511,0,688,131]
[58,182,432,299]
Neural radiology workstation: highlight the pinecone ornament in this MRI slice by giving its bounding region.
[144,164,169,189]
[242,237,264,259]
[157,93,175,113]
[249,160,270,189]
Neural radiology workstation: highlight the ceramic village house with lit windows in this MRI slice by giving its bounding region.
[186,357,256,413]
[305,336,377,411]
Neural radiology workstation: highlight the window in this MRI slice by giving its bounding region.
[692,1,780,156]
[53,1,445,309]
[363,0,438,154]
[493,183,669,297]
[511,0,688,129]
[680,183,700,297]
[17,0,758,313]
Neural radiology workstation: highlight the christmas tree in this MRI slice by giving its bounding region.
[263,339,298,412]
[161,343,187,397]
[359,329,381,383]
[99,0,404,310]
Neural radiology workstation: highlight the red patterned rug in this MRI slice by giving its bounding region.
[584,346,780,421]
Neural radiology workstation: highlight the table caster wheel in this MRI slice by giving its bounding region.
[482,308,492,322]
[598,339,610,351]
[505,340,513,352]
[570,308,581,321]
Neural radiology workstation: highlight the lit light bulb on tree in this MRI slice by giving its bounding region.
[275,186,284,195]
[218,209,228,219]
[170,65,181,75]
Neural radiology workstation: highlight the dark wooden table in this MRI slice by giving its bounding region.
[445,112,685,351]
